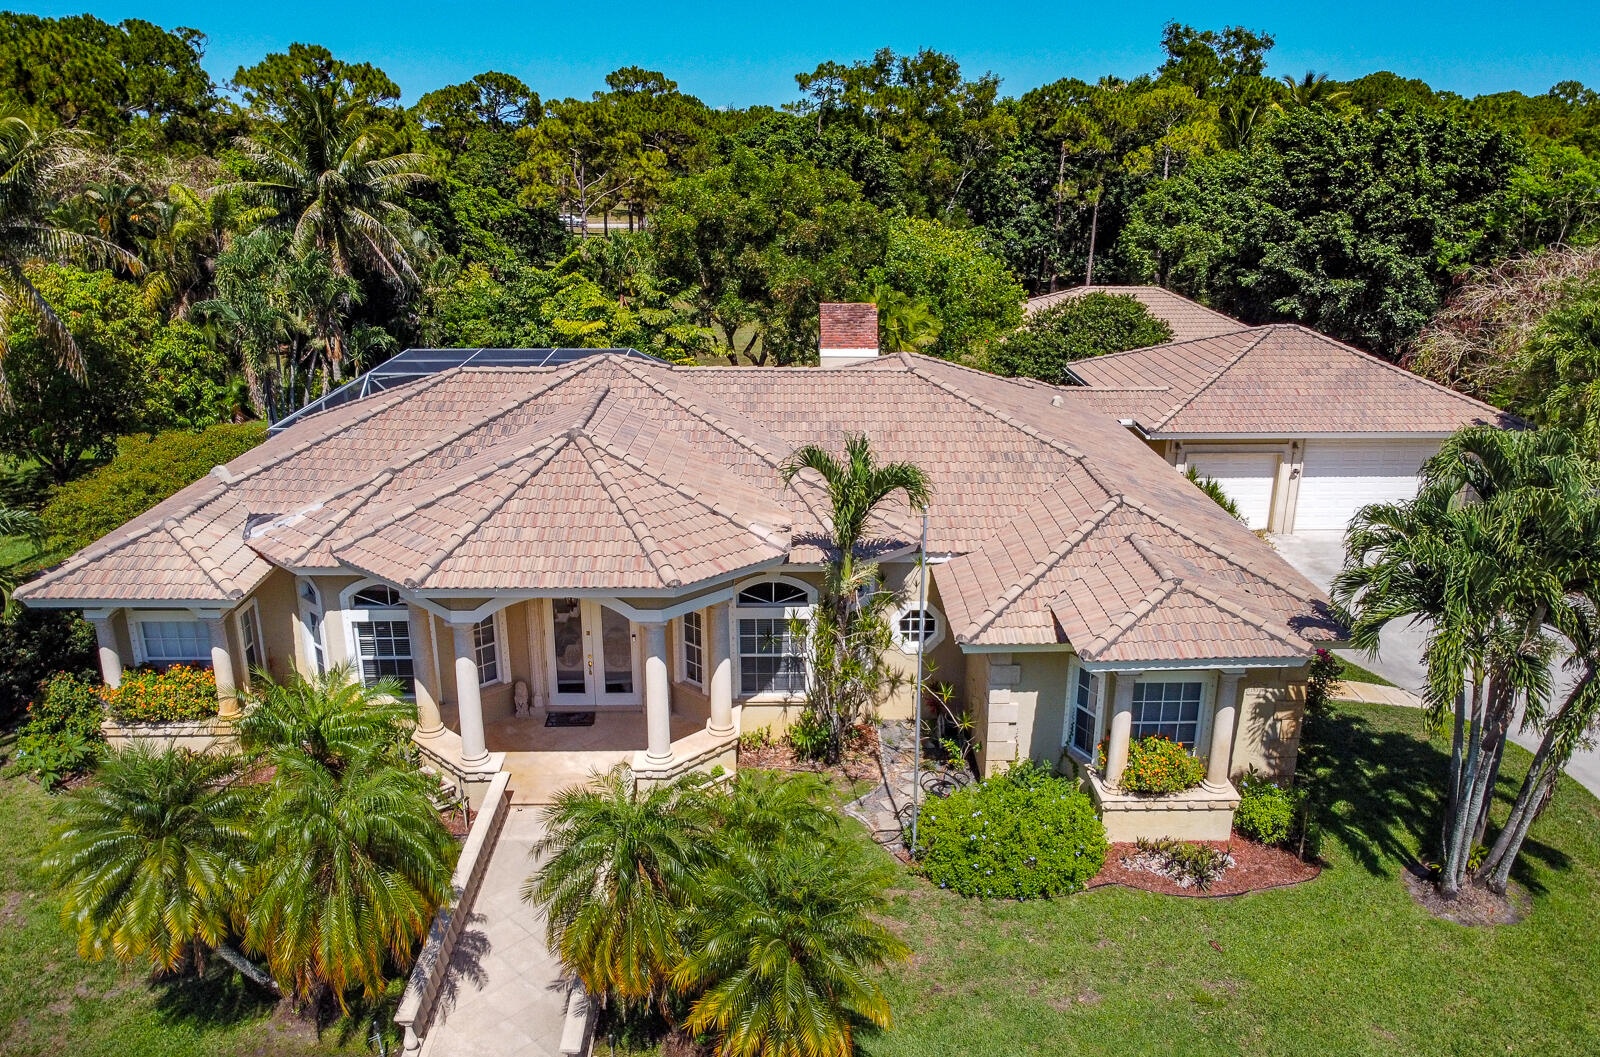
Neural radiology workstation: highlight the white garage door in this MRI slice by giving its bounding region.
[1296,439,1440,532]
[1187,452,1279,530]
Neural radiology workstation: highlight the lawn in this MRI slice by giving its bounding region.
[862,702,1600,1056]
[1333,655,1395,688]
[0,752,381,1057]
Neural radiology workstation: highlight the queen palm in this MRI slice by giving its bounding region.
[673,845,909,1057]
[523,766,707,1010]
[41,746,273,990]
[0,111,139,393]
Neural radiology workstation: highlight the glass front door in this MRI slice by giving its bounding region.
[546,599,640,707]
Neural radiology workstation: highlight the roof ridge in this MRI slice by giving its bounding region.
[905,358,1091,462]
[1070,326,1263,366]
[962,497,1122,642]
[1278,322,1509,417]
[572,434,682,587]
[1146,328,1273,431]
[1122,498,1320,603]
[162,518,242,599]
[582,432,793,541]
[613,359,789,466]
[1081,578,1182,657]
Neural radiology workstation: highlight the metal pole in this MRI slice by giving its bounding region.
[911,510,928,851]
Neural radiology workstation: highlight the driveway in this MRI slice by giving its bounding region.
[1270,532,1600,798]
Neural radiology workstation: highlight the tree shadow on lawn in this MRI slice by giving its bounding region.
[151,959,280,1030]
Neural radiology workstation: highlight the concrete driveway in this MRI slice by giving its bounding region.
[1270,532,1600,798]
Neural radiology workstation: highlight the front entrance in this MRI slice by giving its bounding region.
[546,598,641,707]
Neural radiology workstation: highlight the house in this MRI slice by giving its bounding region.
[18,306,1350,840]
[1025,284,1243,342]
[1064,324,1518,533]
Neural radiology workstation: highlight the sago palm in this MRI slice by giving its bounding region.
[673,844,909,1057]
[41,746,269,986]
[523,766,708,1009]
[238,664,413,775]
[707,771,840,848]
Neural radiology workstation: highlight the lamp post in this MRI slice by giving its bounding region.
[910,510,928,852]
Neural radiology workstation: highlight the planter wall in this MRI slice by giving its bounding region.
[101,716,234,753]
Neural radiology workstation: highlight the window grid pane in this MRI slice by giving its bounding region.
[682,611,704,685]
[1130,681,1202,749]
[1071,668,1098,755]
[240,609,262,670]
[898,608,935,644]
[355,619,415,694]
[140,620,211,663]
[473,617,499,685]
[738,617,806,694]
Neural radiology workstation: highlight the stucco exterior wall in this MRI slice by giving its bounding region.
[970,650,1073,777]
[241,566,300,687]
[1231,664,1309,781]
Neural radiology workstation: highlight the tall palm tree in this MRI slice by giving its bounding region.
[673,845,909,1057]
[142,183,274,315]
[779,432,931,584]
[1281,71,1351,110]
[0,111,139,394]
[240,667,453,1005]
[41,746,273,990]
[523,766,708,1010]
[231,78,431,385]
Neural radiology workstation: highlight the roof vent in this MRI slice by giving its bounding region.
[819,303,879,367]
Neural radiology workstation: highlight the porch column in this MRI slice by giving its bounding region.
[409,604,444,739]
[707,602,734,736]
[87,611,122,689]
[1104,673,1137,787]
[642,620,672,764]
[451,622,489,766]
[1205,670,1246,790]
[205,616,241,719]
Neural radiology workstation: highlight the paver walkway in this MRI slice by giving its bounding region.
[422,808,582,1057]
[845,721,972,854]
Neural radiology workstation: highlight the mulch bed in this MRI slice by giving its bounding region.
[1087,834,1320,897]
[1401,867,1528,926]
[736,723,885,785]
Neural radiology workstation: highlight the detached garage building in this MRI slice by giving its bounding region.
[1066,324,1517,534]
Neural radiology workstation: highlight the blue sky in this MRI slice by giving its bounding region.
[19,1,1600,107]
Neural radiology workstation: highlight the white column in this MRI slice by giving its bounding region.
[88,613,122,689]
[1104,673,1136,787]
[643,620,672,764]
[1206,670,1246,790]
[409,605,444,738]
[452,622,489,766]
[206,616,240,719]
[707,602,734,736]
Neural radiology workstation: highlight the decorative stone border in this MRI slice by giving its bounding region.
[1084,770,1240,842]
[101,715,234,753]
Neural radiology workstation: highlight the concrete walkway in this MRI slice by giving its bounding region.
[422,808,584,1057]
[1270,531,1600,797]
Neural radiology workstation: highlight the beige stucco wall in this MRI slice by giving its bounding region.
[1231,664,1309,781]
[971,650,1073,777]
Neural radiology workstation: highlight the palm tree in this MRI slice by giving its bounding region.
[1281,71,1351,110]
[41,746,273,990]
[523,766,707,1010]
[240,667,453,1005]
[231,78,431,386]
[779,432,931,585]
[281,247,364,397]
[708,771,841,848]
[142,183,274,315]
[0,111,139,394]
[673,845,908,1057]
[873,286,942,353]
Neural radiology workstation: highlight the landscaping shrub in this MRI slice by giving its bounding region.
[1131,837,1233,890]
[1119,735,1206,793]
[104,664,218,723]
[0,605,96,723]
[917,760,1108,899]
[1235,770,1296,845]
[785,710,829,760]
[12,672,105,790]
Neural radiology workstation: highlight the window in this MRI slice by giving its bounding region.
[1131,680,1204,749]
[237,603,264,680]
[473,615,501,686]
[734,577,812,696]
[347,582,414,694]
[138,618,210,665]
[892,604,944,653]
[680,610,704,687]
[300,581,326,675]
[1068,666,1100,757]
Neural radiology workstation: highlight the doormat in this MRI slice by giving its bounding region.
[545,711,596,728]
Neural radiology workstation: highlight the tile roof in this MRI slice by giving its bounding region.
[1066,324,1518,437]
[18,352,1339,663]
[1025,285,1244,342]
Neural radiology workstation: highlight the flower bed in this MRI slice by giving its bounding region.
[104,664,219,723]
[1119,734,1205,793]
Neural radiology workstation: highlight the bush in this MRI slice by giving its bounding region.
[917,760,1108,899]
[12,672,105,789]
[987,292,1173,383]
[0,606,96,723]
[1132,837,1233,890]
[1235,770,1296,845]
[1119,735,1206,794]
[104,664,218,723]
[786,710,829,760]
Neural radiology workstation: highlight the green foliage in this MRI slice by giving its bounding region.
[868,216,1024,361]
[40,422,266,557]
[1506,273,1600,451]
[1132,836,1232,890]
[0,607,96,723]
[784,709,830,760]
[917,760,1108,899]
[12,672,106,790]
[988,292,1172,381]
[1184,465,1244,520]
[1119,735,1206,793]
[1235,770,1296,844]
[104,665,218,723]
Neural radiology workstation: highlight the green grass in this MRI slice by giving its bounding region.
[860,702,1600,1056]
[0,766,384,1057]
[1334,655,1396,688]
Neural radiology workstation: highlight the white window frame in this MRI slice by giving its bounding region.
[732,575,814,700]
[472,611,507,687]
[298,579,327,677]
[1063,658,1105,762]
[1129,672,1216,752]
[129,612,212,667]
[891,602,945,654]
[235,600,265,686]
[341,580,416,697]
[678,609,705,689]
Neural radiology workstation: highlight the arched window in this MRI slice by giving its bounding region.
[342,581,414,695]
[892,603,945,653]
[732,577,814,697]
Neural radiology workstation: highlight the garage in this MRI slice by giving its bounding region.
[1186,451,1280,530]
[1294,439,1440,532]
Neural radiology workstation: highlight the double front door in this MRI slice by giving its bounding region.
[547,598,641,707]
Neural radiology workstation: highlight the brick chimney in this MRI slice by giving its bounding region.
[819,303,880,366]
